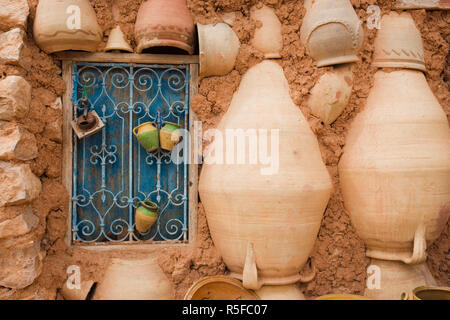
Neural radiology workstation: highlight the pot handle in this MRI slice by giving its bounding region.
[402,223,427,265]
[298,257,316,283]
[242,242,261,291]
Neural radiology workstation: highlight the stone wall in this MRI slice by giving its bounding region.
[0,0,43,293]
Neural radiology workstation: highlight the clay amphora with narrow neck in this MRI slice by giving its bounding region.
[199,61,332,291]
[339,70,450,266]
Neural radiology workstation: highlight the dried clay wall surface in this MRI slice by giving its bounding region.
[0,0,448,300]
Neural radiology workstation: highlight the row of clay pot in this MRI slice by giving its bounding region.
[60,258,450,300]
[33,0,240,78]
[198,4,450,301]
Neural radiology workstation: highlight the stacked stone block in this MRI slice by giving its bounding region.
[0,0,43,293]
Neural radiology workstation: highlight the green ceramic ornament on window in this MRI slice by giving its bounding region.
[160,122,181,151]
[135,200,160,233]
[133,122,159,152]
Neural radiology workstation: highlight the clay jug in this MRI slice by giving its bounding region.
[105,26,133,53]
[198,61,332,291]
[135,200,159,233]
[133,122,159,152]
[300,0,364,67]
[339,70,450,265]
[197,23,240,78]
[93,257,174,300]
[365,259,437,300]
[250,5,283,59]
[308,64,353,125]
[33,0,102,54]
[184,276,259,300]
[135,0,195,54]
[160,122,181,151]
[373,12,425,72]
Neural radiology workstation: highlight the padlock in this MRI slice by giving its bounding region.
[71,97,105,139]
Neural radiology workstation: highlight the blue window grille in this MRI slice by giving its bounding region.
[71,62,190,244]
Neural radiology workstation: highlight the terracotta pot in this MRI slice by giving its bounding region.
[135,0,194,54]
[105,26,133,53]
[339,70,450,265]
[33,0,102,53]
[315,294,371,300]
[365,259,436,300]
[402,286,450,300]
[184,276,260,300]
[160,122,181,151]
[250,5,283,59]
[93,257,174,300]
[60,280,94,300]
[373,12,425,72]
[308,64,353,125]
[255,285,305,300]
[198,23,240,78]
[198,61,332,290]
[300,0,364,67]
[135,200,159,233]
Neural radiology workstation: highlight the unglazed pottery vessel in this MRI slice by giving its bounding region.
[199,61,332,292]
[339,70,450,266]
[315,294,371,300]
[33,0,102,53]
[373,12,426,72]
[60,280,94,300]
[300,0,364,67]
[135,0,195,54]
[365,259,437,300]
[255,285,306,300]
[197,23,240,78]
[250,5,283,59]
[93,257,174,300]
[308,64,353,125]
[105,26,133,53]
[184,276,260,300]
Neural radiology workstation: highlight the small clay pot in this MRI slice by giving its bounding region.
[184,276,259,300]
[160,122,181,151]
[373,12,426,72]
[33,0,102,53]
[135,0,195,54]
[133,122,159,152]
[250,5,283,59]
[402,286,450,300]
[135,200,159,233]
[315,294,371,300]
[300,0,364,67]
[197,23,240,78]
[105,26,133,53]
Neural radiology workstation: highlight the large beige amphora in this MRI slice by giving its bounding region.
[198,61,332,293]
[33,0,102,53]
[339,70,450,267]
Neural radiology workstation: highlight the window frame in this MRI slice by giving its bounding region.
[59,52,199,250]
